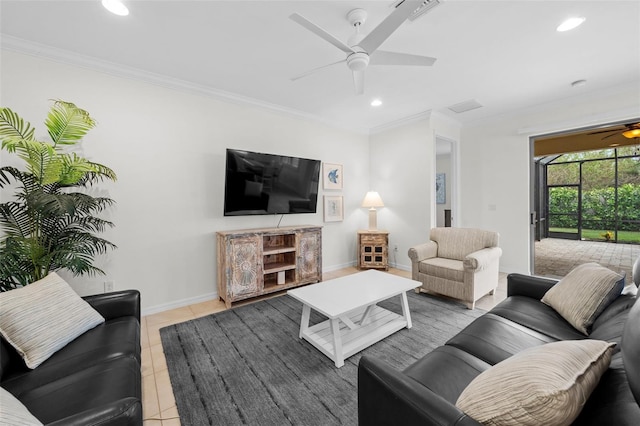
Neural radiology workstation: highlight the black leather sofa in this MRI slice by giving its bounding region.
[0,290,142,425]
[358,273,640,425]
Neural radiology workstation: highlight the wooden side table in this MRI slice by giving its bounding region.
[357,230,389,270]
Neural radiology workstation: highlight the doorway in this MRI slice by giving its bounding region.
[530,119,640,276]
[435,137,455,227]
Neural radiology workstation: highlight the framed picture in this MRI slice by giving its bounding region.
[436,173,446,204]
[323,163,343,190]
[323,196,344,222]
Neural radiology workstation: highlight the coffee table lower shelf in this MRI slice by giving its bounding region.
[300,304,410,368]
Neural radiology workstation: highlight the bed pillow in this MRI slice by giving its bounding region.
[0,272,105,369]
[541,262,624,334]
[456,340,615,426]
[0,387,43,425]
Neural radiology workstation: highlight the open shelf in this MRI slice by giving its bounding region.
[263,246,296,255]
[264,262,296,275]
[217,225,322,308]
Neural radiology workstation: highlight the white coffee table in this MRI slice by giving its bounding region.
[287,269,419,367]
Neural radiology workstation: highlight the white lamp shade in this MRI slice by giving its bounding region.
[362,191,384,208]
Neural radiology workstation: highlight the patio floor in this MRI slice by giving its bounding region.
[534,238,640,279]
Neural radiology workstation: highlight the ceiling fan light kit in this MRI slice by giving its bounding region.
[623,129,640,139]
[289,0,437,95]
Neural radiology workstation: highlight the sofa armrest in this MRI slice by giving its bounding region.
[408,241,438,263]
[507,273,558,299]
[358,356,481,426]
[463,247,502,271]
[83,290,141,322]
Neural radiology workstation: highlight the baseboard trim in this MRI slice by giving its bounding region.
[142,262,421,316]
[142,292,218,317]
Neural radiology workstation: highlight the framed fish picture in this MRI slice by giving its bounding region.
[322,163,343,190]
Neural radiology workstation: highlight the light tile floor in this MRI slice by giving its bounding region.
[141,267,508,425]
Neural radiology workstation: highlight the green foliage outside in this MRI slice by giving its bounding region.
[0,100,117,291]
[548,228,640,244]
[546,148,640,243]
[548,184,640,231]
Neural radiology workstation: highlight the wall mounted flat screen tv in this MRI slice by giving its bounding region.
[223,149,321,216]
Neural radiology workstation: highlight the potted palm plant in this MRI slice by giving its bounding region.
[0,100,117,291]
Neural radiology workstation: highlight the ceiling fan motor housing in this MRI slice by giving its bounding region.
[347,51,370,71]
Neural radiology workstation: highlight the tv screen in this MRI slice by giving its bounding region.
[223,149,321,216]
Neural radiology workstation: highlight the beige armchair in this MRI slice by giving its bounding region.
[408,227,502,309]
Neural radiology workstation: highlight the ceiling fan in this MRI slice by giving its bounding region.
[289,0,437,95]
[588,122,640,140]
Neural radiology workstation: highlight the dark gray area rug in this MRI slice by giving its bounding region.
[160,291,484,426]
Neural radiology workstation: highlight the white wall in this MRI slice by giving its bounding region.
[0,50,369,313]
[459,82,640,274]
[369,119,433,270]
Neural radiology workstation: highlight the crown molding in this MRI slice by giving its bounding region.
[430,110,462,129]
[369,110,433,135]
[1,35,370,135]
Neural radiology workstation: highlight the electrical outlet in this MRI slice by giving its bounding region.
[394,244,399,252]
[104,281,114,292]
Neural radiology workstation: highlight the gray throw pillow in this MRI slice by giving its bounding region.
[0,272,105,369]
[541,262,624,334]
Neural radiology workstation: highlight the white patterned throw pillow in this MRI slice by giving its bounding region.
[456,340,615,426]
[0,387,43,425]
[0,272,105,369]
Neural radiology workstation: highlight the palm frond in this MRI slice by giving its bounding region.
[0,166,22,188]
[0,202,34,238]
[58,152,93,185]
[0,107,36,142]
[25,189,78,216]
[45,100,96,146]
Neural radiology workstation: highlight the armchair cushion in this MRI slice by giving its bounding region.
[419,258,464,282]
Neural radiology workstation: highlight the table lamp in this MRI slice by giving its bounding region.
[362,191,384,230]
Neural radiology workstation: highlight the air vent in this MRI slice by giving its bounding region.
[393,0,441,21]
[448,99,483,114]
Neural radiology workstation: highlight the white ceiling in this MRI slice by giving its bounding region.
[2,0,639,133]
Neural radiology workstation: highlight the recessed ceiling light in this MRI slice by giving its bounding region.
[102,0,129,16]
[371,99,382,107]
[557,17,585,32]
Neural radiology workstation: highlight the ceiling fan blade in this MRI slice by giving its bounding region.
[290,13,355,54]
[359,0,423,54]
[370,50,437,66]
[602,132,625,140]
[353,70,365,95]
[587,128,624,136]
[290,60,346,81]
